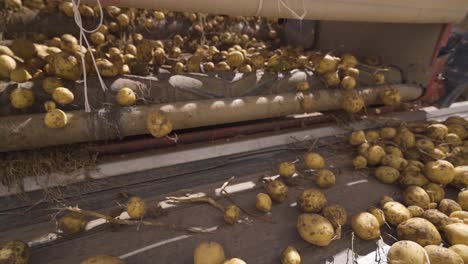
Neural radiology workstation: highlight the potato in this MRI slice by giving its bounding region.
[44,100,56,111]
[424,183,445,203]
[317,54,339,74]
[424,160,455,185]
[315,169,336,188]
[383,201,412,226]
[366,145,386,166]
[10,87,34,109]
[297,214,335,246]
[303,152,325,170]
[449,245,468,263]
[427,124,449,140]
[385,146,403,158]
[323,204,347,228]
[116,87,136,106]
[224,204,241,224]
[297,188,327,213]
[44,109,68,129]
[380,127,397,139]
[58,213,87,235]
[341,76,356,90]
[352,156,367,169]
[351,212,381,240]
[444,223,468,245]
[375,166,400,184]
[96,59,119,77]
[265,180,288,203]
[399,171,429,187]
[422,209,452,231]
[256,193,272,213]
[281,246,301,264]
[349,130,366,146]
[458,190,468,210]
[147,111,173,138]
[405,160,424,172]
[380,195,394,207]
[279,162,296,179]
[127,196,146,219]
[408,206,424,217]
[447,123,468,139]
[194,242,225,264]
[0,45,14,57]
[367,207,386,226]
[0,55,17,78]
[450,211,468,221]
[365,130,380,143]
[358,142,371,156]
[11,39,37,60]
[226,51,244,67]
[438,199,462,216]
[340,53,358,68]
[0,240,30,264]
[382,154,408,171]
[446,133,463,146]
[379,88,401,106]
[52,87,74,105]
[451,167,468,189]
[424,245,463,264]
[341,91,364,113]
[223,258,246,264]
[10,68,32,83]
[394,127,416,148]
[416,138,435,151]
[387,240,428,264]
[403,186,430,209]
[396,217,441,246]
[50,52,82,80]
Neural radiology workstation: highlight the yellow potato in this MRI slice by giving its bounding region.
[0,45,14,57]
[52,87,74,105]
[380,195,394,207]
[0,240,30,264]
[380,127,397,139]
[396,217,441,246]
[281,246,301,264]
[458,190,468,210]
[447,123,468,139]
[265,180,288,203]
[80,255,123,264]
[379,88,401,106]
[297,188,327,213]
[383,201,411,226]
[315,169,336,188]
[365,130,380,143]
[424,183,445,203]
[407,205,424,217]
[451,167,468,190]
[58,213,87,235]
[147,111,173,138]
[44,109,68,128]
[44,100,57,112]
[427,124,449,140]
[444,223,468,246]
[226,51,245,67]
[317,54,339,74]
[373,73,385,85]
[341,91,365,113]
[279,162,296,179]
[422,209,452,231]
[424,245,463,264]
[10,87,34,109]
[424,160,455,185]
[446,133,463,146]
[341,76,356,90]
[223,258,246,264]
[405,160,424,172]
[358,142,371,156]
[351,212,381,240]
[116,87,136,106]
[50,52,82,80]
[255,193,272,213]
[352,155,367,169]
[387,240,428,264]
[323,204,347,228]
[90,32,106,45]
[340,53,358,68]
[224,204,241,224]
[416,138,435,151]
[42,77,64,94]
[0,54,17,78]
[344,67,360,79]
[368,207,386,226]
[11,38,37,60]
[9,68,32,83]
[385,146,403,158]
[382,154,408,171]
[116,13,130,27]
[438,199,462,216]
[399,171,429,188]
[194,242,226,264]
[375,166,400,184]
[449,244,468,263]
[349,130,366,146]
[127,196,146,219]
[324,72,340,87]
[450,211,468,221]
[403,186,430,209]
[304,152,325,170]
[297,214,335,246]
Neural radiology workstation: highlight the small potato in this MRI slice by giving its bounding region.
[449,245,468,263]
[380,195,394,207]
[451,167,468,189]
[366,130,380,143]
[352,156,367,169]
[281,246,301,264]
[422,209,452,231]
[116,87,136,106]
[380,127,397,139]
[52,87,74,105]
[424,245,464,264]
[265,180,288,203]
[323,204,347,228]
[279,162,296,179]
[44,109,68,129]
[444,223,468,246]
[427,124,449,139]
[375,166,400,184]
[408,205,424,217]
[382,154,408,171]
[366,145,386,166]
[416,138,435,151]
[315,169,336,188]
[58,213,87,235]
[341,91,365,113]
[383,201,412,226]
[396,217,441,246]
[379,88,401,106]
[424,183,445,203]
[194,241,225,264]
[405,160,424,172]
[127,196,146,219]
[399,171,429,188]
[42,77,64,94]
[394,127,416,148]
[341,76,356,90]
[255,193,272,213]
[351,212,381,240]
[297,188,327,213]
[297,214,335,246]
[438,199,462,216]
[387,240,428,264]
[10,87,34,109]
[223,258,246,264]
[224,205,241,224]
[367,207,386,226]
[80,255,123,264]
[0,240,30,264]
[147,111,173,138]
[304,153,325,170]
[385,146,403,158]
[458,190,468,210]
[349,131,366,146]
[424,160,455,185]
[403,186,430,209]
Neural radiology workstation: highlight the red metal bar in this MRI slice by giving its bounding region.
[93,115,332,155]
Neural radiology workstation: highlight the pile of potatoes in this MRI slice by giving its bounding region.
[348,116,468,264]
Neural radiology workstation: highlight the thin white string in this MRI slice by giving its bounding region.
[278,0,307,20]
[255,0,264,16]
[71,0,107,112]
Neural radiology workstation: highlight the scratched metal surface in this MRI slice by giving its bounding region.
[0,136,419,264]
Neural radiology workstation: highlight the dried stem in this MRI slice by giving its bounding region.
[166,196,225,212]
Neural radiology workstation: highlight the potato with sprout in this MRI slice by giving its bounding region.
[315,169,336,188]
[297,214,335,246]
[224,205,241,224]
[351,212,381,240]
[127,196,146,219]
